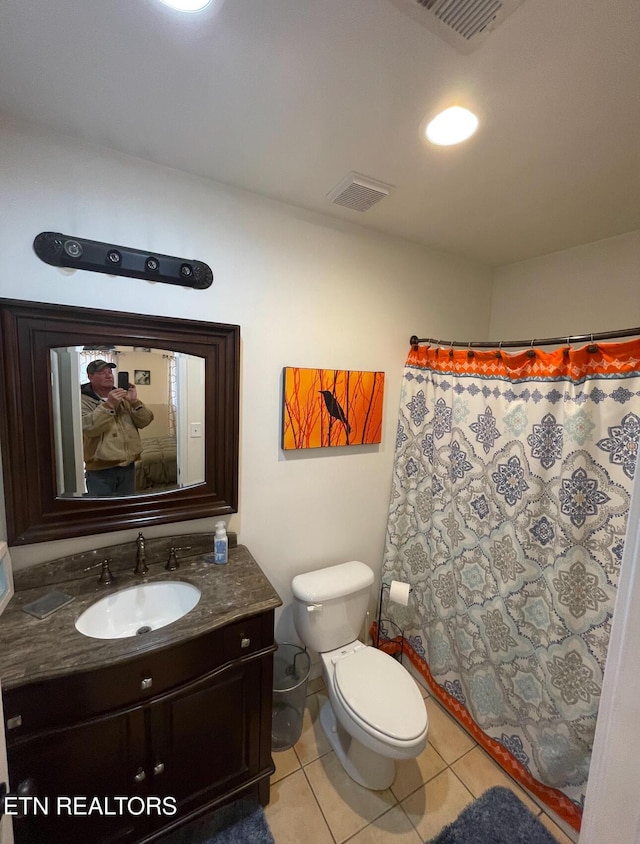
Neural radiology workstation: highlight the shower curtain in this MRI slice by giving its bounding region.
[382,340,640,831]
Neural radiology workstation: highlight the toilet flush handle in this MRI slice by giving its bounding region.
[307,603,323,613]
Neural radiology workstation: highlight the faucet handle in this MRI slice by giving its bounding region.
[99,558,115,585]
[165,545,192,571]
[83,558,115,585]
[166,547,179,571]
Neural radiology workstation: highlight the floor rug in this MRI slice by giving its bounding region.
[428,787,561,844]
[158,798,274,844]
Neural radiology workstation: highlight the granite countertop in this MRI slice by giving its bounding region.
[0,533,282,691]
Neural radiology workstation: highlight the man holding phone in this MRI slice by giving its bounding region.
[81,359,154,496]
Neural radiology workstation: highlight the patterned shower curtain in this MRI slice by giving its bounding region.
[382,340,640,831]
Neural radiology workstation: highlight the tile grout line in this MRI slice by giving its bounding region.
[299,753,339,844]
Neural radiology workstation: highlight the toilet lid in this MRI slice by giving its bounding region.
[333,647,426,742]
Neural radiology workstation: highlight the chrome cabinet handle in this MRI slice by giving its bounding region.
[134,768,146,783]
[240,637,251,648]
[141,677,153,690]
[153,762,165,776]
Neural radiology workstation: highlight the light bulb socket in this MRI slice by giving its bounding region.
[63,239,83,259]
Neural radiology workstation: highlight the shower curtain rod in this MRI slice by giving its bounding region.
[409,326,640,350]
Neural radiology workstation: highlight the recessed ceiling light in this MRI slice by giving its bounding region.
[425,107,479,146]
[158,0,212,11]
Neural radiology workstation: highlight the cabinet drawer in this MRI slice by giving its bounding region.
[4,610,274,739]
[223,615,265,660]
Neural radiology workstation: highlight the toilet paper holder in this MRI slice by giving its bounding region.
[374,580,412,661]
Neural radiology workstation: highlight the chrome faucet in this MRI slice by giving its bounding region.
[84,559,115,585]
[135,532,148,576]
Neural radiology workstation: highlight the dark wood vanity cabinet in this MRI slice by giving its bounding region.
[7,709,142,843]
[4,610,276,844]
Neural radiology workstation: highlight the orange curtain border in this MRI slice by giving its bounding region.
[371,626,582,832]
[407,339,640,383]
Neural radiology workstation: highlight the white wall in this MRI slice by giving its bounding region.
[490,229,640,338]
[490,230,640,844]
[0,114,493,643]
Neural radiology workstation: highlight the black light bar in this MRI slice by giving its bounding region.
[33,232,213,290]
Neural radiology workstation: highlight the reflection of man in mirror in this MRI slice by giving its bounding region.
[81,360,154,496]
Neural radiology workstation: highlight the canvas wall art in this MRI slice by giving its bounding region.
[282,367,384,450]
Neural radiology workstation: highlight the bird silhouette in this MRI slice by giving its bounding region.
[319,390,351,435]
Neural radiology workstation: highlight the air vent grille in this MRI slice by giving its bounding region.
[327,173,393,213]
[389,0,525,53]
[417,0,502,39]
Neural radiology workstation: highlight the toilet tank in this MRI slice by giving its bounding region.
[292,561,374,653]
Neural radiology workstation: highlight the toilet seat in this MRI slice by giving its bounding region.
[333,646,426,742]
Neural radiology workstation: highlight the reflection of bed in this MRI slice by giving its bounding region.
[136,436,177,491]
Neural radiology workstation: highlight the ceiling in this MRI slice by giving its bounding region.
[1,0,638,266]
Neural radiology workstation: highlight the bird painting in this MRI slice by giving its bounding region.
[282,367,384,449]
[319,390,351,435]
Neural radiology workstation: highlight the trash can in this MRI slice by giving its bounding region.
[271,642,311,751]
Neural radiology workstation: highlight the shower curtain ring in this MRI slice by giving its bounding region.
[467,341,474,358]
[527,339,536,358]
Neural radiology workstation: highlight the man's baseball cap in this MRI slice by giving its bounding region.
[87,359,116,375]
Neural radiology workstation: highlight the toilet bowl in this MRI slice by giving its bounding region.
[291,561,428,790]
[319,641,428,788]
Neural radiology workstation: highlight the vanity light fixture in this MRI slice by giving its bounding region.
[425,106,479,146]
[33,232,213,289]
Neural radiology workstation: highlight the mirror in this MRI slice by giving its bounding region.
[51,345,205,498]
[0,299,240,545]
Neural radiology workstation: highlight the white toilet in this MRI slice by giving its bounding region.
[291,560,428,790]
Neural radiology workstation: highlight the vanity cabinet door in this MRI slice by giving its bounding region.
[8,707,145,844]
[145,653,269,831]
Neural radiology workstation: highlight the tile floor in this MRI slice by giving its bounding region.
[265,674,578,844]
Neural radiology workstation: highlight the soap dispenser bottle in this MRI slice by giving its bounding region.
[213,521,228,564]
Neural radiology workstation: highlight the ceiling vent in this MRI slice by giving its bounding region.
[388,0,526,53]
[327,172,394,212]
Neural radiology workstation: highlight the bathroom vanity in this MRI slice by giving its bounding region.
[0,535,281,844]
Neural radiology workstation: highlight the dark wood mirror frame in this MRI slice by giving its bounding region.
[0,299,240,545]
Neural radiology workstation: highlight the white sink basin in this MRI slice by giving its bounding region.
[75,581,201,640]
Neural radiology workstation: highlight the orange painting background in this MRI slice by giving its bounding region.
[282,367,384,449]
